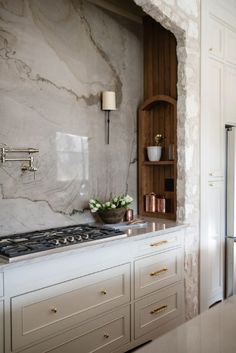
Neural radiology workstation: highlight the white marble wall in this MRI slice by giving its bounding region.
[0,0,143,235]
[134,0,200,319]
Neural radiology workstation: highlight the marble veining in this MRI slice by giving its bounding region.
[0,0,142,234]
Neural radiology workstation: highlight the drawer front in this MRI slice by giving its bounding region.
[0,273,3,297]
[11,263,130,350]
[46,306,130,353]
[134,283,183,339]
[19,306,130,353]
[135,248,183,298]
[135,231,182,257]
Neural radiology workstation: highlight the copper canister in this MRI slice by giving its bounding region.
[156,195,166,213]
[159,196,166,213]
[124,208,134,221]
[145,192,156,212]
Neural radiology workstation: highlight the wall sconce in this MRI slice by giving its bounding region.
[102,91,116,144]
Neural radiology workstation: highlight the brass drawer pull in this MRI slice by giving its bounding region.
[150,304,168,315]
[101,289,107,295]
[51,308,58,313]
[150,240,168,247]
[150,267,168,276]
[104,333,109,339]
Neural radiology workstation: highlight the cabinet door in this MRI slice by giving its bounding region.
[224,65,236,124]
[204,58,224,178]
[208,15,224,59]
[206,180,224,307]
[0,301,3,353]
[225,28,236,65]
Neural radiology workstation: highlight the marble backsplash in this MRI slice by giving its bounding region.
[0,0,143,235]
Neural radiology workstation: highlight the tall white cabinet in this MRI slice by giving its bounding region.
[201,0,236,311]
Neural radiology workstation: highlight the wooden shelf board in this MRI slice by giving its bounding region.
[143,160,175,166]
[142,211,176,219]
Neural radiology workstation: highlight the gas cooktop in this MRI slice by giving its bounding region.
[0,224,127,262]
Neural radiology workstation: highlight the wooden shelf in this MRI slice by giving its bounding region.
[143,161,175,166]
[142,211,176,220]
[138,18,177,221]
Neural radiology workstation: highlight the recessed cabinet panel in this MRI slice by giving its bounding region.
[225,28,236,65]
[0,301,3,353]
[0,273,3,297]
[11,263,131,350]
[208,16,224,58]
[134,283,183,339]
[224,66,236,124]
[135,248,182,298]
[206,181,224,306]
[205,58,224,178]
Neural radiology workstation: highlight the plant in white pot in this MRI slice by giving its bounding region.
[147,134,165,161]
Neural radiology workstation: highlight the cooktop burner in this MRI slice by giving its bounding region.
[0,224,126,262]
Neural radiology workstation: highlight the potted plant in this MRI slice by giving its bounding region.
[89,194,133,224]
[147,134,165,161]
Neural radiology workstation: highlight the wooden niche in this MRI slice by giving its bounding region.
[138,18,177,220]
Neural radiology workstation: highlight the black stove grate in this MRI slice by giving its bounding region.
[0,224,125,260]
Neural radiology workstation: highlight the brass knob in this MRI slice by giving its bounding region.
[209,47,213,51]
[101,289,107,295]
[51,308,58,313]
[104,333,109,339]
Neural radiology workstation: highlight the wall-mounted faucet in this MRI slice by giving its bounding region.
[0,147,39,173]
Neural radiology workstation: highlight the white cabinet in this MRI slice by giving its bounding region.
[133,230,184,340]
[201,0,236,312]
[225,28,236,65]
[208,15,224,59]
[0,301,3,353]
[205,180,225,307]
[11,263,130,351]
[2,228,185,353]
[224,65,236,124]
[204,58,224,178]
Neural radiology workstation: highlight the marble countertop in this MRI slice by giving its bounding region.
[0,217,186,269]
[134,295,236,353]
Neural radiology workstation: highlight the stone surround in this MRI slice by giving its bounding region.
[0,0,200,320]
[133,0,200,319]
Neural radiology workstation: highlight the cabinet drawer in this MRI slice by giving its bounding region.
[135,231,182,257]
[20,306,130,353]
[134,283,183,339]
[11,263,130,350]
[135,248,183,298]
[0,273,3,297]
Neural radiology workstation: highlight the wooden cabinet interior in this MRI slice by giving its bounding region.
[138,17,177,220]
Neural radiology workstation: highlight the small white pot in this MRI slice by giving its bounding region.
[147,146,162,161]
